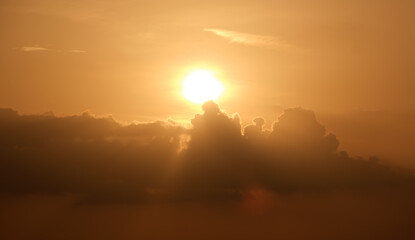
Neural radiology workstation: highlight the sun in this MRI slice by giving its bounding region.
[182,70,224,104]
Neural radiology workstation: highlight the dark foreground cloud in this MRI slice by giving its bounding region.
[0,102,413,203]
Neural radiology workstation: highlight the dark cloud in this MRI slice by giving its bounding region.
[0,103,413,203]
[244,117,266,140]
[0,108,185,202]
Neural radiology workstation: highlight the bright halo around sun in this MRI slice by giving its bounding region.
[182,70,224,104]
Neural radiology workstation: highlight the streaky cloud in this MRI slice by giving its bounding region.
[19,47,86,53]
[20,46,49,52]
[204,28,296,51]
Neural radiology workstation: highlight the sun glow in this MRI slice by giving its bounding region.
[182,70,224,104]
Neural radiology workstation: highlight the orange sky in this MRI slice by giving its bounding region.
[1,0,414,166]
[1,1,415,239]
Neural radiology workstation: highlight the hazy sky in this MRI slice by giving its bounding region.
[1,0,414,165]
[1,1,415,239]
[1,0,414,116]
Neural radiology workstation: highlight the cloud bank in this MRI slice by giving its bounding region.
[0,102,412,203]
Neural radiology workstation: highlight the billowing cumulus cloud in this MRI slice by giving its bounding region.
[0,103,413,203]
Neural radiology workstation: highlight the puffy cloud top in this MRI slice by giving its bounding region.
[0,104,412,203]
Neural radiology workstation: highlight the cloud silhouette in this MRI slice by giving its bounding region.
[0,103,412,203]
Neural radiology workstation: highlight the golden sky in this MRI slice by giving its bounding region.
[1,1,415,239]
[1,0,414,117]
[1,0,415,164]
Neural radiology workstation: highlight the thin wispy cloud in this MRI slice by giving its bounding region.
[20,46,49,52]
[19,47,86,53]
[204,28,297,52]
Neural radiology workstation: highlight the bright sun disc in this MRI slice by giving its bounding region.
[182,70,224,104]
